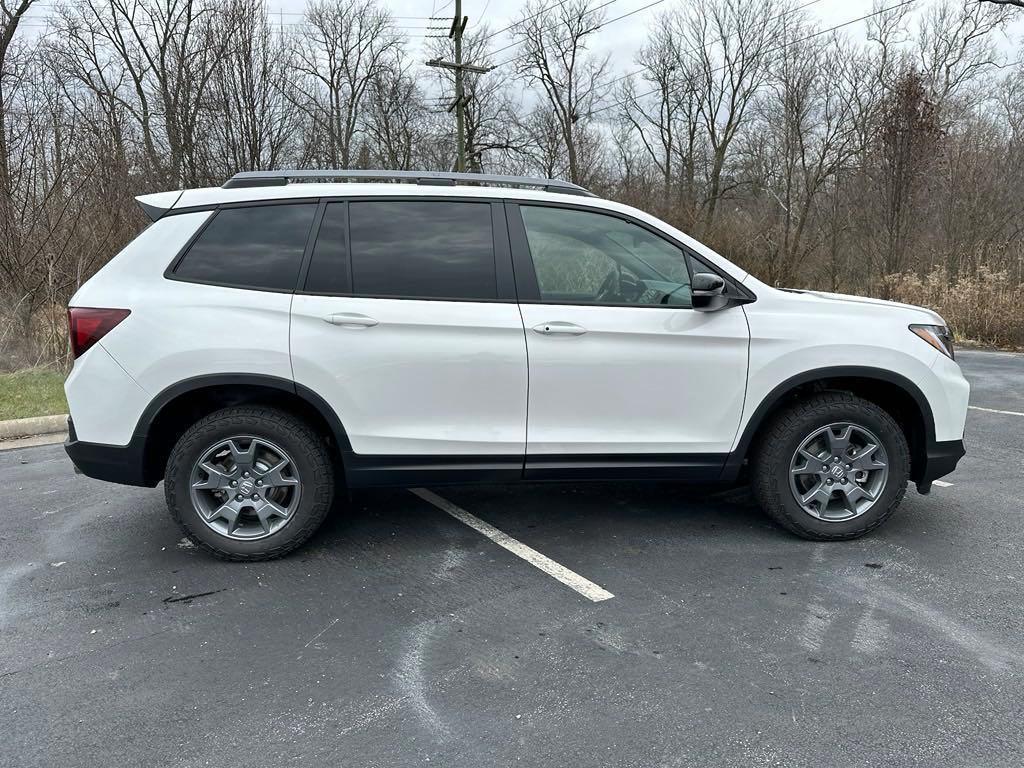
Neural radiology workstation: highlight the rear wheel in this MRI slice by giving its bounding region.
[165,406,334,560]
[752,393,910,540]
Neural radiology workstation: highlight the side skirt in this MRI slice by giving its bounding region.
[343,453,524,488]
[525,454,727,482]
[343,452,729,488]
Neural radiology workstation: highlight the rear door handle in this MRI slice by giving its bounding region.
[532,321,587,336]
[324,312,378,329]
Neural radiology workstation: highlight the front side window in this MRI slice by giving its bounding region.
[173,204,317,291]
[345,200,496,300]
[520,206,693,307]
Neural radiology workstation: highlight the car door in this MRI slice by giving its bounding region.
[290,198,528,482]
[508,202,750,479]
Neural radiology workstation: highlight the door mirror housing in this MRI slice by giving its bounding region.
[691,272,729,312]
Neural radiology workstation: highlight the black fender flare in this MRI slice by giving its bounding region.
[721,365,936,482]
[134,374,353,481]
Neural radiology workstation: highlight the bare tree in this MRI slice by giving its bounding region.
[619,14,702,220]
[916,0,1011,116]
[204,0,299,176]
[522,107,567,179]
[674,0,783,234]
[55,0,238,187]
[0,0,36,295]
[515,0,610,185]
[747,30,860,285]
[293,0,401,169]
[363,64,429,170]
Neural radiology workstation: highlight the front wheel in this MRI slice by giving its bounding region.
[752,393,910,541]
[165,406,335,560]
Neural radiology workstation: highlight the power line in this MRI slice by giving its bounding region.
[12,12,440,32]
[30,2,436,17]
[477,0,576,44]
[593,0,825,94]
[486,0,619,56]
[266,11,437,18]
[590,0,921,117]
[20,5,440,26]
[491,0,662,69]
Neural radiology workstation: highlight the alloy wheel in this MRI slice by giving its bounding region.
[788,422,889,522]
[188,436,302,540]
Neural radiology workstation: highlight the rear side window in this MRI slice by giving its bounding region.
[173,204,317,291]
[343,200,496,300]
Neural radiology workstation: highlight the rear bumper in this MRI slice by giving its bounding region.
[64,418,154,487]
[915,438,965,493]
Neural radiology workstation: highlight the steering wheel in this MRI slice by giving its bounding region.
[596,269,645,303]
[595,270,620,302]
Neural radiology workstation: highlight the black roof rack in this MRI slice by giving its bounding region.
[221,169,595,197]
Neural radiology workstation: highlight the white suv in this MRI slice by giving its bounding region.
[64,170,969,560]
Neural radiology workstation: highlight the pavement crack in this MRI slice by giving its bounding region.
[162,589,225,605]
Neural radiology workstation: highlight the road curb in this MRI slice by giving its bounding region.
[0,413,68,440]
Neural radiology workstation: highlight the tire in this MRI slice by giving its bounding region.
[165,406,335,561]
[751,392,910,541]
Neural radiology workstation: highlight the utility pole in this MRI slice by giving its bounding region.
[426,2,493,172]
[454,0,465,173]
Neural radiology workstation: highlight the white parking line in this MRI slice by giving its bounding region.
[933,480,954,488]
[410,488,614,603]
[969,405,1024,417]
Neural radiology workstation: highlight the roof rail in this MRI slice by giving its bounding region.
[221,169,595,197]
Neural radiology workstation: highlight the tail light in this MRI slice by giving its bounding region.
[68,307,131,359]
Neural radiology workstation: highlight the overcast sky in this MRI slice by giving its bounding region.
[302,0,1024,67]
[278,0,1023,105]
[18,0,1024,97]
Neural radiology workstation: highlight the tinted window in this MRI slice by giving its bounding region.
[520,206,693,307]
[174,204,316,291]
[304,203,350,294]
[349,201,496,300]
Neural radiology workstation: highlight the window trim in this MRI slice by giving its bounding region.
[161,194,755,305]
[505,200,756,308]
[294,196,517,303]
[164,199,321,294]
[297,199,345,296]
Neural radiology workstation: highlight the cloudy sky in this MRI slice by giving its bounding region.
[300,0,1024,68]
[277,0,1024,107]
[17,0,1024,100]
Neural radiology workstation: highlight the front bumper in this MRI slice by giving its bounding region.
[915,438,965,494]
[64,418,154,487]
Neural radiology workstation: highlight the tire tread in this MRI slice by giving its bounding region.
[164,406,334,561]
[751,392,909,541]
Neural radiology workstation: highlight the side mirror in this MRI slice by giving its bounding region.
[691,272,729,312]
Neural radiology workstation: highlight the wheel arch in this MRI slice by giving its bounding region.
[136,374,351,485]
[724,366,935,484]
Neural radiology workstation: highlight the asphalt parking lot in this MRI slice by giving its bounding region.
[1,348,1022,767]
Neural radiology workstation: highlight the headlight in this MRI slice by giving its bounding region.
[909,324,955,359]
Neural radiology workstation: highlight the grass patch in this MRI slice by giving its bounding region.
[0,368,68,421]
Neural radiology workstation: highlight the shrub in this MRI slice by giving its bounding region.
[883,267,1024,349]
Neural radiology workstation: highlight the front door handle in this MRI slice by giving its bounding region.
[324,312,378,329]
[532,321,587,336]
